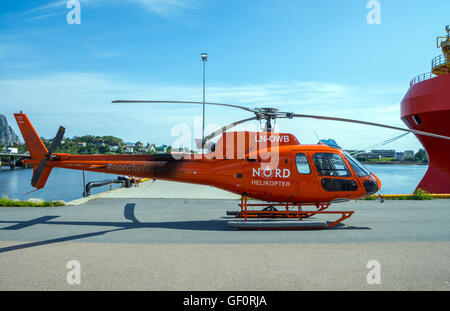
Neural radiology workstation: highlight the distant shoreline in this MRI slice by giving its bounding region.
[362,161,428,165]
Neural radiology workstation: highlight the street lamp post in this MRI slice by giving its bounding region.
[201,52,208,151]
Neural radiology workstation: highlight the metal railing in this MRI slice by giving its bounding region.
[432,54,449,69]
[410,72,437,86]
[410,54,449,86]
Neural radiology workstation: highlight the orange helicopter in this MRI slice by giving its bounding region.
[13,101,450,229]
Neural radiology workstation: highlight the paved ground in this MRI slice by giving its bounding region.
[0,190,450,290]
[68,180,240,205]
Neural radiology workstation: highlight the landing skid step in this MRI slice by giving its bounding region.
[226,210,240,216]
[227,210,324,219]
[228,219,328,230]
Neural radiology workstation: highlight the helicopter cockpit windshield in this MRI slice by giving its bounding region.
[343,151,372,177]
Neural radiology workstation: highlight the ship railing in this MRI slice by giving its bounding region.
[432,54,449,69]
[410,72,437,86]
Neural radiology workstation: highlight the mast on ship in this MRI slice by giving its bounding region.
[432,25,450,76]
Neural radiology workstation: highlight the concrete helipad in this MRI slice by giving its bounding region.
[67,180,240,205]
[0,181,449,291]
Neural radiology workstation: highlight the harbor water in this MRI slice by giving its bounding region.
[364,164,427,194]
[0,167,123,202]
[0,164,427,202]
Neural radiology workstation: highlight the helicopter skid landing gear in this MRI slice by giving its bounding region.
[227,195,354,230]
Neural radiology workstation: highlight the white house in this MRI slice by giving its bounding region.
[395,152,405,161]
[109,145,119,152]
[404,150,415,159]
[149,145,168,154]
[125,147,134,154]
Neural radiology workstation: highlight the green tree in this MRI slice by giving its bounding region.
[414,149,428,163]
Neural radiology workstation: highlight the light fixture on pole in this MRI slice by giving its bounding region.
[201,52,208,151]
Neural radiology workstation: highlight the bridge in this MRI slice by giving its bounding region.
[0,153,32,170]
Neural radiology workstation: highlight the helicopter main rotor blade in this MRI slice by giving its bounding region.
[31,159,47,187]
[112,100,256,114]
[203,116,259,142]
[195,116,259,149]
[292,114,450,141]
[112,99,450,141]
[48,126,65,154]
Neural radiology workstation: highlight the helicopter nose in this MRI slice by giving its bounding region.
[363,174,381,196]
[375,174,382,191]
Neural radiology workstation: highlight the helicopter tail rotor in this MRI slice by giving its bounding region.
[30,126,65,188]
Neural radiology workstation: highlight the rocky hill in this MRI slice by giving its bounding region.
[0,114,21,145]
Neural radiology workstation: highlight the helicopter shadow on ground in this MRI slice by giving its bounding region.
[0,203,229,254]
[326,223,371,230]
[0,203,370,254]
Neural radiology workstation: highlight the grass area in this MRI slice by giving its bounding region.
[364,188,438,200]
[0,196,65,207]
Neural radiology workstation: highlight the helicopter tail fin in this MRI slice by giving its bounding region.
[14,112,55,189]
[13,112,48,159]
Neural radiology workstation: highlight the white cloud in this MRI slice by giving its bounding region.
[19,0,68,21]
[129,0,196,17]
[19,0,195,21]
[22,1,68,15]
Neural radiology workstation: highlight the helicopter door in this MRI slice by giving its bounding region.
[311,152,358,195]
[292,152,321,201]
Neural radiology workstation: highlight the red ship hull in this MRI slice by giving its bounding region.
[400,74,450,193]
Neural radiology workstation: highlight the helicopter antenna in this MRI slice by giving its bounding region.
[313,131,321,142]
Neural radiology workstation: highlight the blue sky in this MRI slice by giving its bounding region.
[1,0,449,152]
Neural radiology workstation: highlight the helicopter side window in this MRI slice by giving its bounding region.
[313,153,351,177]
[295,153,311,174]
